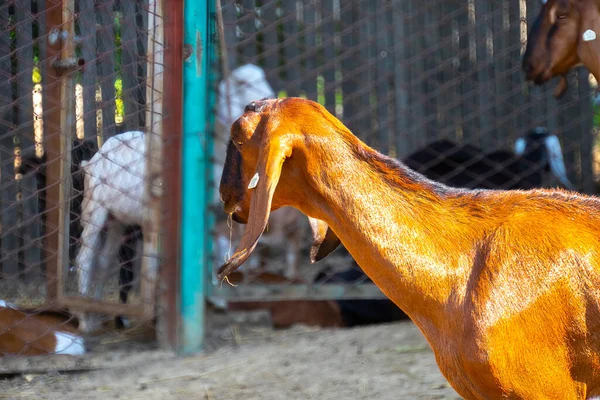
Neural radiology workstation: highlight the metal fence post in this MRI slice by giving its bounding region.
[180,0,215,354]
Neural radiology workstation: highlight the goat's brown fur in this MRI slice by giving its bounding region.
[218,97,600,399]
[0,305,81,356]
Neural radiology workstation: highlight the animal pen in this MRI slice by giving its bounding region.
[0,0,199,367]
[0,0,597,369]
[206,0,595,316]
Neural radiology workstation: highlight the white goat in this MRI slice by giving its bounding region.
[74,65,304,331]
[76,130,146,332]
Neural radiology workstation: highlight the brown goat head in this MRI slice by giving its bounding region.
[522,0,600,97]
[218,98,341,279]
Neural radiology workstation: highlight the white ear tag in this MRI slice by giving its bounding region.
[248,172,259,189]
[583,29,597,42]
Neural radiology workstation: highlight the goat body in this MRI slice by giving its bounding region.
[76,131,147,333]
[0,300,84,356]
[218,97,600,399]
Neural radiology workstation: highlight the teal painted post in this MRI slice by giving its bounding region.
[180,0,215,354]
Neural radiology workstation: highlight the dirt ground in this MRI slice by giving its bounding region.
[0,320,461,400]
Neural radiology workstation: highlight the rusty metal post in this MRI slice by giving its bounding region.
[158,0,184,350]
[44,0,75,302]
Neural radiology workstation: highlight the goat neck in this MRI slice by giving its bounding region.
[295,131,481,328]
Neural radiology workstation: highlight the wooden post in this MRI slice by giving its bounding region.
[44,0,75,302]
[141,0,164,320]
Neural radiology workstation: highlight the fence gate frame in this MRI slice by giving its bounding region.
[38,0,182,349]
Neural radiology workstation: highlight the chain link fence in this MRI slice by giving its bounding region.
[208,0,597,325]
[0,0,174,362]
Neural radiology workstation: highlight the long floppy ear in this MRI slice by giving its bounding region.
[308,216,341,262]
[577,1,600,77]
[217,137,292,280]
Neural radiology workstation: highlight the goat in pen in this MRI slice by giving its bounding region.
[522,0,600,96]
[218,97,600,399]
[0,300,85,356]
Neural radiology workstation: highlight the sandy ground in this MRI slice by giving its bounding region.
[0,320,462,400]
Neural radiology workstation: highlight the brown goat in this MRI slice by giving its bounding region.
[218,97,600,399]
[522,0,600,97]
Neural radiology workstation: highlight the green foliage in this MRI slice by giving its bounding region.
[115,78,124,123]
[594,103,600,128]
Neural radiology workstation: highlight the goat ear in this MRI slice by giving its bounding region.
[543,134,574,190]
[308,216,341,263]
[217,138,292,280]
[577,2,600,72]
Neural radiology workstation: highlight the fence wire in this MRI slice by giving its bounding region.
[0,0,171,360]
[208,0,598,325]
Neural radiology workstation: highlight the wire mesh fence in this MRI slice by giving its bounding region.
[208,0,597,322]
[0,0,174,360]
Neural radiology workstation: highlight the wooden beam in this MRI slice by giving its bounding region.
[141,0,165,320]
[57,296,146,318]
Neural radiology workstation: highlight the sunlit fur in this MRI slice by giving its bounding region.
[219,97,600,399]
[523,0,600,93]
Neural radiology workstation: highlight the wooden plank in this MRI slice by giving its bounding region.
[239,0,257,64]
[578,71,594,193]
[141,0,164,320]
[78,0,98,140]
[302,0,317,101]
[210,283,387,301]
[392,0,410,157]
[375,0,392,154]
[438,0,460,141]
[136,0,149,129]
[475,0,495,148]
[357,0,374,142]
[526,0,545,132]
[15,0,40,281]
[120,0,141,131]
[32,0,46,276]
[457,0,477,145]
[511,0,529,136]
[493,0,511,145]
[321,0,336,112]
[96,0,116,139]
[406,0,424,152]
[59,295,146,317]
[340,0,360,134]
[282,0,300,96]
[421,2,440,145]
[0,173,18,279]
[0,1,18,279]
[220,1,238,73]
